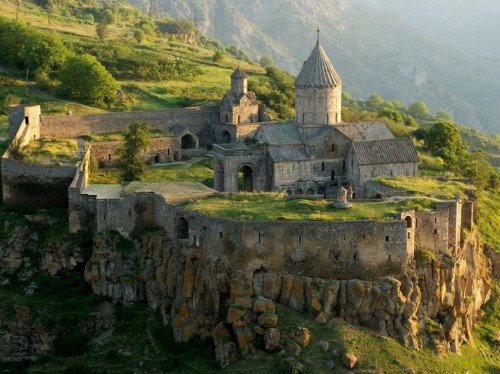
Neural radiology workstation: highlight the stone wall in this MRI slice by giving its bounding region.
[8,105,41,141]
[1,149,76,208]
[91,137,181,167]
[414,209,451,255]
[39,106,220,141]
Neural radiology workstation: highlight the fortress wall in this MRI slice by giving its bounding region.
[1,151,76,208]
[415,209,450,255]
[461,201,474,233]
[168,209,407,280]
[69,149,91,232]
[91,137,181,167]
[8,105,41,141]
[39,106,220,139]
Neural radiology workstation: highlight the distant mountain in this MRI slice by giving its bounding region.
[353,0,500,60]
[141,0,500,134]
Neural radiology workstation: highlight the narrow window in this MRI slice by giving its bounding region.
[25,116,29,125]
[321,162,325,172]
[108,154,112,160]
[258,232,261,244]
[408,232,411,239]
[388,255,391,261]
[343,161,346,171]
[225,113,229,122]
[385,235,389,242]
[302,113,305,123]
[299,236,302,243]
[238,115,241,124]
[193,235,197,245]
[390,170,393,176]
[353,253,357,260]
[331,144,335,152]
[128,208,132,217]
[167,148,170,155]
[219,231,223,239]
[103,214,106,221]
[331,170,335,180]
[363,235,366,239]
[334,255,338,261]
[434,218,438,223]
[326,113,329,123]
[336,113,339,122]
[434,229,438,235]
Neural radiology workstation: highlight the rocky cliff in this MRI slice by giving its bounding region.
[84,227,491,359]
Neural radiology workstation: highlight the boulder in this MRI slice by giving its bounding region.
[342,353,358,369]
[253,296,276,314]
[258,313,278,328]
[264,328,281,351]
[295,327,311,348]
[227,306,247,324]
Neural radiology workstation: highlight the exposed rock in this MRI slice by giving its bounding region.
[258,313,278,328]
[295,327,311,348]
[317,340,329,352]
[342,353,358,369]
[287,342,302,357]
[264,328,280,351]
[253,296,276,314]
[227,306,247,324]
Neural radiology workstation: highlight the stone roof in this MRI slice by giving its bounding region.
[352,138,419,165]
[335,122,394,141]
[81,184,123,200]
[269,148,309,162]
[254,123,302,145]
[222,92,258,106]
[295,42,342,88]
[231,67,247,79]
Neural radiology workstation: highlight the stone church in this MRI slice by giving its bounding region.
[213,36,419,198]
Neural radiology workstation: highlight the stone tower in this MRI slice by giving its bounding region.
[231,66,248,96]
[295,30,342,140]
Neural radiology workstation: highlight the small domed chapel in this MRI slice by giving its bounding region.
[214,35,419,198]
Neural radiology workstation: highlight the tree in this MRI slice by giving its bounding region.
[408,101,429,119]
[212,50,224,63]
[435,110,453,122]
[378,107,402,123]
[259,55,274,67]
[22,32,68,74]
[96,22,109,40]
[367,94,384,110]
[58,54,119,106]
[133,29,146,43]
[119,122,151,181]
[424,121,468,169]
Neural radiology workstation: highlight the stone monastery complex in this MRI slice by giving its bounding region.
[1,37,476,280]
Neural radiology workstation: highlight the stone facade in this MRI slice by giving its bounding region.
[213,41,419,197]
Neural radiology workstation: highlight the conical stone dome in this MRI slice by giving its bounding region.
[295,42,342,88]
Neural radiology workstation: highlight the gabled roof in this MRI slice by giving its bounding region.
[335,122,394,141]
[269,148,309,162]
[295,42,342,88]
[352,138,419,165]
[231,67,247,79]
[254,123,302,145]
[221,92,258,106]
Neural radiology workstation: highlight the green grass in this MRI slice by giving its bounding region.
[478,190,500,252]
[376,177,474,200]
[20,138,79,164]
[185,193,436,221]
[81,129,172,143]
[90,157,214,186]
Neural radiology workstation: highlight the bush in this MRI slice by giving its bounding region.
[414,249,437,263]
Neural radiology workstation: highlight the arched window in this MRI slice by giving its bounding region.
[306,188,314,195]
[221,131,231,144]
[295,189,303,195]
[178,217,189,239]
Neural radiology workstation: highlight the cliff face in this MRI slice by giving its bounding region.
[84,228,490,354]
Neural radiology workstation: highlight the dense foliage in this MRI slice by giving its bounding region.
[118,122,151,181]
[58,54,119,106]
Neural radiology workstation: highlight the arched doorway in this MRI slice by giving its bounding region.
[405,216,413,228]
[238,165,253,192]
[154,153,160,163]
[178,217,189,239]
[306,188,314,195]
[295,189,303,195]
[181,134,197,149]
[221,131,231,144]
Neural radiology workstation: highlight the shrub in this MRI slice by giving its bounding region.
[414,249,437,263]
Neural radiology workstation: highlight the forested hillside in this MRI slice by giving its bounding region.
[147,0,500,135]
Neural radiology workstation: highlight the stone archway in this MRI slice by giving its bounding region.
[178,217,189,239]
[221,131,232,144]
[295,189,303,195]
[306,188,314,195]
[181,134,197,149]
[405,216,413,228]
[239,165,253,192]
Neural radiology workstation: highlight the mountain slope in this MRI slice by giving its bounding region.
[151,0,500,134]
